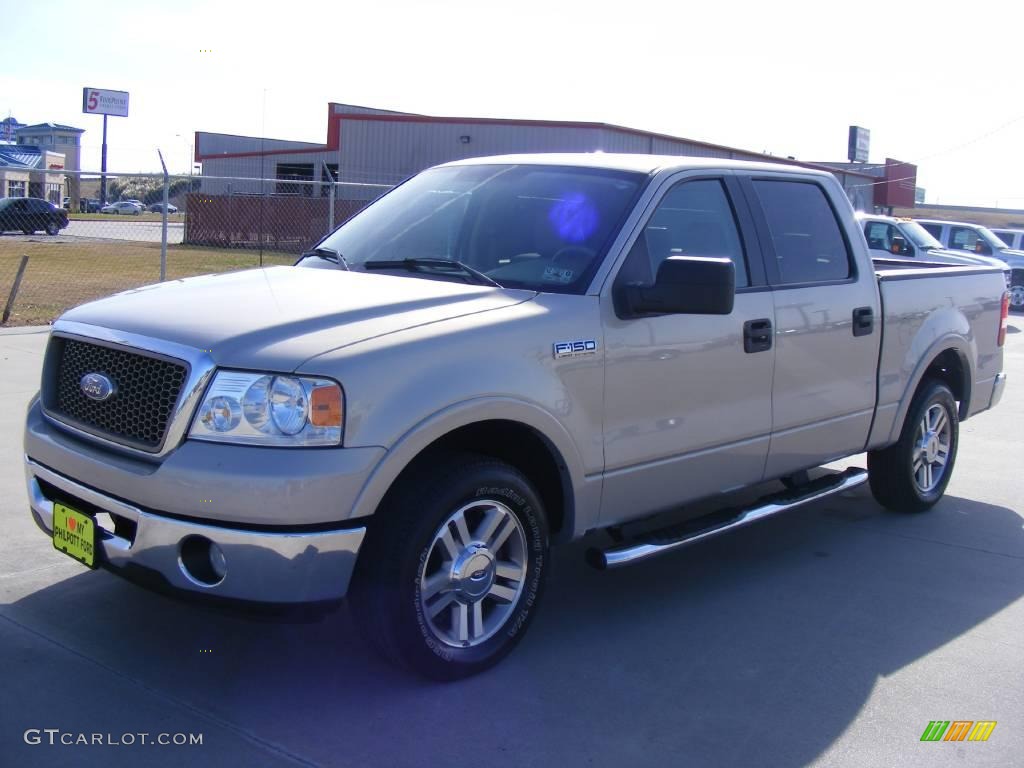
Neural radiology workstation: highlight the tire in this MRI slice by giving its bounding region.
[45,221,60,236]
[1010,275,1024,312]
[868,380,959,512]
[21,228,34,235]
[349,452,549,680]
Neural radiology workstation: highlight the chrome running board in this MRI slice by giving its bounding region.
[587,468,868,570]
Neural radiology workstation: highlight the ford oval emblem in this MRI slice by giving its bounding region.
[80,372,115,401]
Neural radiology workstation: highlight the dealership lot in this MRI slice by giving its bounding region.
[0,323,1021,767]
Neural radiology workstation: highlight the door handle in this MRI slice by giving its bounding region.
[743,318,773,353]
[853,306,874,337]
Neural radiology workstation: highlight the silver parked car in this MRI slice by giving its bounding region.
[100,201,142,215]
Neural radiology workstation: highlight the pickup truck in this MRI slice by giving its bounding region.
[916,218,1024,310]
[859,213,1010,272]
[23,154,1010,680]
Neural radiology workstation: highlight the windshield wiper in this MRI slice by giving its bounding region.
[297,246,349,270]
[363,258,502,288]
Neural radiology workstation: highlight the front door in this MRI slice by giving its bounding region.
[600,173,775,526]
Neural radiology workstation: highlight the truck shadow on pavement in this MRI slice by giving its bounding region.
[6,487,1023,767]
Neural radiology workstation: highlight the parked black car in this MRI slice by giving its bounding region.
[0,197,69,236]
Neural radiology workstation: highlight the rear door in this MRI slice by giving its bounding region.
[599,171,776,524]
[741,174,881,478]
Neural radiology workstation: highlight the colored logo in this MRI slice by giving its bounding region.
[920,721,997,742]
[80,373,115,401]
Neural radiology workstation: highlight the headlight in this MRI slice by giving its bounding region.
[189,371,343,446]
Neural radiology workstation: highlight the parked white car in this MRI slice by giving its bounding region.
[100,202,142,215]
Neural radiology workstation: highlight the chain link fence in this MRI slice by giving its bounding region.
[0,170,391,326]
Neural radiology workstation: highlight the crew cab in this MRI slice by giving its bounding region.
[916,219,1024,309]
[23,155,1009,679]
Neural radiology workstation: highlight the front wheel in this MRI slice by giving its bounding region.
[349,453,549,680]
[45,221,60,236]
[1010,280,1024,312]
[868,380,959,512]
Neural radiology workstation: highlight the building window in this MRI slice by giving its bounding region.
[8,180,27,197]
[276,163,314,196]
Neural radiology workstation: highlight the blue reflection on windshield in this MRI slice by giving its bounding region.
[549,193,598,243]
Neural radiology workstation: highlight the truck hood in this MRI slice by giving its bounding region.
[926,248,1008,268]
[60,266,536,370]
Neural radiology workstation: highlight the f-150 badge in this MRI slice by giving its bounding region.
[553,340,598,359]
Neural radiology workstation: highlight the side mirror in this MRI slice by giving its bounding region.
[618,256,735,317]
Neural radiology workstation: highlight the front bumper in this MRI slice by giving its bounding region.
[26,457,366,603]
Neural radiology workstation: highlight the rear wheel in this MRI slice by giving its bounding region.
[349,452,549,680]
[21,227,34,235]
[868,380,958,512]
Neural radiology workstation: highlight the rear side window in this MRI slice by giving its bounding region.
[919,222,943,240]
[993,231,1017,248]
[753,180,851,284]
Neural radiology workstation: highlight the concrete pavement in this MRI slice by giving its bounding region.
[1,321,1021,767]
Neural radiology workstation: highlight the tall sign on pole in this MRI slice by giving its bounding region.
[82,88,129,204]
[847,125,870,163]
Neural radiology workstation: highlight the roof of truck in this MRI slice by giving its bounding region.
[439,153,834,178]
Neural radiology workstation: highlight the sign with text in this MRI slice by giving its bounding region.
[82,87,129,117]
[847,125,870,163]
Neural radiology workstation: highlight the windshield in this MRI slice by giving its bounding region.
[898,221,944,249]
[313,164,645,292]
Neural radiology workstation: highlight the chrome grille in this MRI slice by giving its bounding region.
[48,338,188,450]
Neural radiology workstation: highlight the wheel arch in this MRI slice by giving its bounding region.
[348,398,593,542]
[884,341,973,446]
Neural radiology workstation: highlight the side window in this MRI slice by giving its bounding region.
[864,222,892,250]
[919,223,943,240]
[753,180,852,284]
[618,179,749,288]
[949,226,979,251]
[993,231,1015,248]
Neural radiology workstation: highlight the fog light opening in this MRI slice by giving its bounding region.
[178,535,227,587]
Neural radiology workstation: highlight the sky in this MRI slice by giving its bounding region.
[2,0,1022,207]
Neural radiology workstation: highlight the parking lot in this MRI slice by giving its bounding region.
[0,320,1020,767]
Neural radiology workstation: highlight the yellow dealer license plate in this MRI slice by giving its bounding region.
[52,503,97,568]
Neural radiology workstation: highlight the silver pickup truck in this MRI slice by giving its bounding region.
[23,154,1009,679]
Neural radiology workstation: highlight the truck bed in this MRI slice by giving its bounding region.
[868,260,1006,450]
